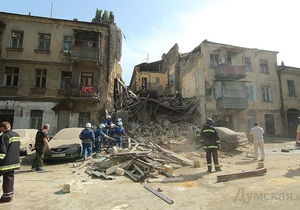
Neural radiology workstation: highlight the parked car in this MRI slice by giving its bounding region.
[14,129,38,155]
[214,127,248,152]
[44,127,83,161]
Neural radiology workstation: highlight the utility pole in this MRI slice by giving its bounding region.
[50,2,53,18]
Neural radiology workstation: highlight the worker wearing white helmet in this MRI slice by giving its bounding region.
[94,124,111,156]
[113,120,125,148]
[79,122,95,161]
[103,115,113,135]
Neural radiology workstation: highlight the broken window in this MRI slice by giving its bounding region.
[35,69,47,88]
[259,59,268,74]
[287,80,296,96]
[10,31,23,48]
[37,33,51,51]
[30,110,43,129]
[60,71,72,89]
[262,85,272,102]
[5,67,19,87]
[62,36,74,53]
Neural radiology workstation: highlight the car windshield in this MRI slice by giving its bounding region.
[52,128,82,140]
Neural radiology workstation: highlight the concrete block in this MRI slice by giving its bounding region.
[115,167,125,176]
[63,180,77,193]
[162,165,173,174]
[257,161,264,169]
[193,160,201,168]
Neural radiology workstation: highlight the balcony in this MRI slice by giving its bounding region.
[70,46,100,62]
[215,64,246,80]
[69,85,100,100]
[216,97,247,109]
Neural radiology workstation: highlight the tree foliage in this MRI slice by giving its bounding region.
[92,9,111,23]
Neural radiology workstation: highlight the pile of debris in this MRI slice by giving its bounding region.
[113,78,202,124]
[84,139,197,183]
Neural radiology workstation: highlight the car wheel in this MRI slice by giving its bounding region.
[26,144,33,155]
[219,141,229,152]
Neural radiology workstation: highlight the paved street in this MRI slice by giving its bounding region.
[0,138,299,210]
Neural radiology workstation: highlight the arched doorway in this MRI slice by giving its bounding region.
[287,109,300,138]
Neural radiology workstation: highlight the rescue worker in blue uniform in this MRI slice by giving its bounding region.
[103,115,113,135]
[94,124,111,156]
[79,123,95,161]
[200,118,222,172]
[0,121,20,203]
[113,118,125,148]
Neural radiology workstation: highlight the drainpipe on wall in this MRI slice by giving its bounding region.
[277,61,287,137]
[107,25,111,83]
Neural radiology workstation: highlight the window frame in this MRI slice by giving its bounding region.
[35,69,47,88]
[78,112,90,127]
[287,80,296,96]
[243,56,252,72]
[30,110,43,129]
[245,84,256,101]
[37,33,51,51]
[60,71,72,89]
[10,31,24,49]
[81,72,93,86]
[209,53,219,67]
[259,59,268,74]
[262,85,272,102]
[62,35,74,53]
[5,67,19,87]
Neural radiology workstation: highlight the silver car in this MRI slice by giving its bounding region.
[14,129,38,155]
[214,127,248,152]
[44,127,83,160]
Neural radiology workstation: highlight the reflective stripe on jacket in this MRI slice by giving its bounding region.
[0,130,21,172]
[200,125,220,149]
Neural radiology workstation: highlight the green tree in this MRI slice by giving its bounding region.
[101,10,109,22]
[92,9,102,23]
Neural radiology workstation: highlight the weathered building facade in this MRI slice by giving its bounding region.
[129,44,179,96]
[277,63,300,138]
[0,12,122,134]
[180,40,282,135]
[131,40,290,136]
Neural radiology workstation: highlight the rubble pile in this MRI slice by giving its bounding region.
[84,139,197,183]
[84,79,205,183]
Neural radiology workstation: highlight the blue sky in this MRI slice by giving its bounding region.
[1,0,300,84]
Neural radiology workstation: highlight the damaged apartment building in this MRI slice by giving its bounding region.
[0,11,122,134]
[130,40,300,137]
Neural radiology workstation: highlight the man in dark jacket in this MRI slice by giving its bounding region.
[200,118,222,172]
[0,121,20,203]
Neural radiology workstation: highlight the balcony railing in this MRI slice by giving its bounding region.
[215,64,246,80]
[69,85,100,99]
[70,46,100,62]
[216,97,247,109]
